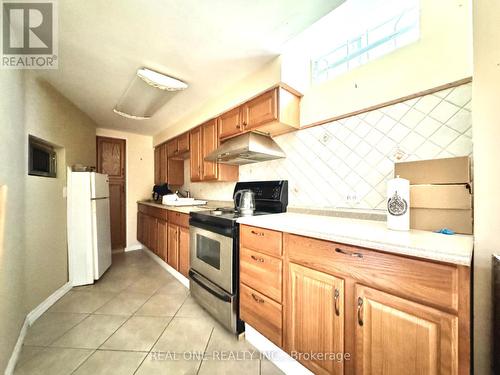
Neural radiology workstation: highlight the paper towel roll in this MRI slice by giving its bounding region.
[387,176,410,231]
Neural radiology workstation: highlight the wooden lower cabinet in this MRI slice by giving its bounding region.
[238,225,470,375]
[355,285,458,375]
[157,219,168,261]
[285,262,345,375]
[167,223,179,269]
[178,226,190,277]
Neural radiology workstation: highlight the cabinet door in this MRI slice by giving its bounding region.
[167,138,178,157]
[167,224,179,270]
[202,119,219,180]
[219,107,242,139]
[157,219,168,261]
[149,216,158,254]
[168,158,184,186]
[177,132,190,153]
[190,127,202,182]
[154,147,161,185]
[243,89,278,131]
[137,212,144,244]
[178,226,190,277]
[286,263,344,375]
[159,144,168,184]
[355,285,458,375]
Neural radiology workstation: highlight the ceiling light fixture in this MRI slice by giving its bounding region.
[113,68,188,120]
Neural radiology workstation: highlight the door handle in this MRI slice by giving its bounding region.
[357,297,364,326]
[334,289,340,316]
[251,230,264,237]
[250,255,264,263]
[251,293,264,304]
[335,247,363,258]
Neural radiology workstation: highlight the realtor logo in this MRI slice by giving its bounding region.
[1,0,58,69]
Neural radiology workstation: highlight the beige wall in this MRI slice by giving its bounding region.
[282,0,473,126]
[154,57,281,145]
[472,1,499,373]
[24,72,97,311]
[0,71,27,373]
[96,128,154,250]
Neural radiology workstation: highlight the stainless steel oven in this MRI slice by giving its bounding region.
[190,225,234,293]
[188,180,288,335]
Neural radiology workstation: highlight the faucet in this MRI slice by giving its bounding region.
[175,190,191,198]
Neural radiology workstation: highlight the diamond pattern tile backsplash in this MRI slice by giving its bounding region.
[182,83,472,212]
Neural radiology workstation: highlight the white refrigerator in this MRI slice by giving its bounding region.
[67,171,112,286]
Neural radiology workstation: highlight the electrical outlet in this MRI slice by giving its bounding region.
[346,191,359,205]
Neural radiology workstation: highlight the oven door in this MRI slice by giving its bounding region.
[190,225,234,294]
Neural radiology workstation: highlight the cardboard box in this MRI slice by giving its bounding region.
[410,208,473,234]
[410,184,472,209]
[395,156,471,184]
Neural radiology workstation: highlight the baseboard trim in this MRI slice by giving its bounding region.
[245,324,313,375]
[26,281,72,325]
[124,244,143,252]
[143,248,189,289]
[5,281,72,374]
[4,318,29,375]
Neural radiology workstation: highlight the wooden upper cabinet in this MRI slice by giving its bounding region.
[177,132,190,154]
[190,126,202,182]
[286,262,344,375]
[154,147,161,185]
[219,107,242,139]
[201,119,219,180]
[167,138,178,157]
[168,158,184,186]
[243,88,278,131]
[97,137,125,179]
[355,284,458,375]
[217,86,300,141]
[160,144,168,184]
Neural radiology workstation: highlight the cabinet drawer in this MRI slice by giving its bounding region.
[285,233,459,312]
[240,284,282,347]
[240,247,282,303]
[168,210,189,228]
[138,204,168,220]
[240,225,282,257]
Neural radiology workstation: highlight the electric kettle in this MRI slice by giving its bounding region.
[234,189,255,216]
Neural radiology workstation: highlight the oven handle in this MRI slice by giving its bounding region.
[189,270,231,302]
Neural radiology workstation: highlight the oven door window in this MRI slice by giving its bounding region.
[196,234,221,270]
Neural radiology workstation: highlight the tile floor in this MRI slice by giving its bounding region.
[15,251,283,375]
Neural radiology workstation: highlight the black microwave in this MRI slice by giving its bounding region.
[28,136,57,178]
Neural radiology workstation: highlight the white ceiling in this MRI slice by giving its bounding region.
[35,0,344,135]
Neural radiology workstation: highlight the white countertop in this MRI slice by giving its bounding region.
[237,213,473,266]
[137,200,209,214]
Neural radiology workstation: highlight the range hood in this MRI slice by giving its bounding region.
[205,132,286,165]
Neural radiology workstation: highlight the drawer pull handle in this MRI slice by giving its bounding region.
[251,230,264,237]
[250,255,264,262]
[251,293,264,304]
[335,247,363,258]
[334,289,340,316]
[357,297,364,326]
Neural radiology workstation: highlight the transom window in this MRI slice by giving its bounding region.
[311,0,420,83]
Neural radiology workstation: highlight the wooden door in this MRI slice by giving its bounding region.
[190,127,202,182]
[178,226,190,277]
[202,119,218,180]
[286,262,344,375]
[148,216,158,254]
[243,89,278,131]
[168,158,184,186]
[219,107,242,139]
[355,285,458,375]
[97,136,126,250]
[157,219,168,261]
[167,223,179,270]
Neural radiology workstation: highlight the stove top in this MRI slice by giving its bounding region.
[197,207,271,221]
